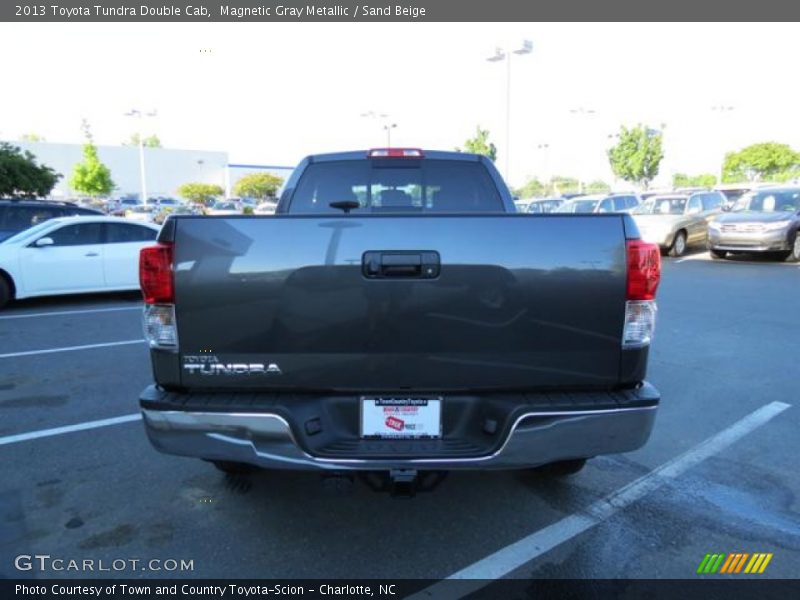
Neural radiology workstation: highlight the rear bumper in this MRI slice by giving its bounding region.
[140,384,659,471]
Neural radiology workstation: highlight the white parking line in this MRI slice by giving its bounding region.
[411,400,791,598]
[0,413,141,446]
[0,306,141,320]
[0,339,146,359]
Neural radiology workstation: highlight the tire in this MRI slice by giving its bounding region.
[785,233,800,263]
[709,248,726,260]
[533,458,587,477]
[668,230,688,257]
[0,276,12,309]
[211,460,258,475]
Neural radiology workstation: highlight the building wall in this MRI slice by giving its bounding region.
[13,140,229,200]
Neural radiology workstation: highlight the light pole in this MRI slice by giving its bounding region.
[124,108,157,205]
[383,123,397,146]
[711,105,735,184]
[536,143,550,184]
[486,39,533,183]
[361,111,397,146]
[569,107,597,193]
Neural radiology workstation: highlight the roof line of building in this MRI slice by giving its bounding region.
[228,163,294,170]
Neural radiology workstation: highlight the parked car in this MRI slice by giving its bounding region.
[207,200,242,216]
[153,204,201,225]
[254,201,278,215]
[109,197,141,216]
[513,199,532,213]
[525,198,564,214]
[124,204,157,223]
[554,193,640,214]
[0,199,103,242]
[631,191,726,257]
[0,216,160,308]
[713,183,774,210]
[707,186,800,261]
[152,197,181,208]
[138,148,662,494]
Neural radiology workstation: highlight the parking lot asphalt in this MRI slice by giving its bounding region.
[0,253,798,582]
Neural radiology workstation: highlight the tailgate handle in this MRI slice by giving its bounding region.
[363,251,440,279]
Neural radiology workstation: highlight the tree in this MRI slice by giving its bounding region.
[124,133,162,148]
[549,176,580,195]
[514,178,545,199]
[19,133,45,142]
[177,182,224,206]
[0,143,61,198]
[607,124,664,189]
[233,172,284,200]
[672,173,717,188]
[70,120,115,197]
[722,142,800,183]
[457,126,497,162]
[585,180,611,194]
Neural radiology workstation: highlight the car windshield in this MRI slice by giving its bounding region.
[1,220,58,244]
[734,189,800,212]
[555,199,599,213]
[214,202,237,210]
[633,197,687,215]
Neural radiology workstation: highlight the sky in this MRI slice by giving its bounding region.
[1,22,799,188]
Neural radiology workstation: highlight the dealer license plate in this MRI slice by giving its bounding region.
[360,397,442,439]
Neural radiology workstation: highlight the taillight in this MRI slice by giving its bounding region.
[367,148,424,158]
[626,239,661,301]
[139,243,173,304]
[623,239,661,348]
[140,243,178,351]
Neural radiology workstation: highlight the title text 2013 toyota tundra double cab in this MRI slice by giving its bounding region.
[138,149,661,494]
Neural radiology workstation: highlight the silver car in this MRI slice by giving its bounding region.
[632,191,726,257]
[707,186,800,262]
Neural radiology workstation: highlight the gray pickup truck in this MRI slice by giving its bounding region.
[138,149,662,494]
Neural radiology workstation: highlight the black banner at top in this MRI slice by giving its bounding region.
[2,0,799,22]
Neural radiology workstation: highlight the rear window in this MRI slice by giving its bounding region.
[288,159,503,214]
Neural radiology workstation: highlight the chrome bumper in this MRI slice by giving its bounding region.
[141,403,658,471]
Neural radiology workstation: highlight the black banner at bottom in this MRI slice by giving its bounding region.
[4,579,799,600]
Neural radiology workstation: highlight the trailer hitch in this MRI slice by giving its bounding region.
[359,470,448,497]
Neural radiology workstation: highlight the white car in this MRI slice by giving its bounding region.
[254,201,278,215]
[0,216,160,308]
[124,204,157,222]
[206,201,242,216]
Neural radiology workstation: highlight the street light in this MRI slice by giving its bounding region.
[711,105,735,184]
[383,123,397,146]
[569,107,597,193]
[536,143,550,182]
[486,39,533,183]
[124,108,157,205]
[361,111,397,146]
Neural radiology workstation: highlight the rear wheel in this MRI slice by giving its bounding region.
[211,460,258,475]
[709,248,726,260]
[668,230,687,257]
[0,276,12,309]
[533,458,587,477]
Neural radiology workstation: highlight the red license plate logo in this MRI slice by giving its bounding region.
[385,416,405,431]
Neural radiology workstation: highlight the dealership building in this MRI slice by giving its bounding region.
[12,140,294,200]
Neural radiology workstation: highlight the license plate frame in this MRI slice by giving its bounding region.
[360,397,442,439]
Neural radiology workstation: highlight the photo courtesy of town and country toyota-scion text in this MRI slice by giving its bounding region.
[1,2,799,599]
